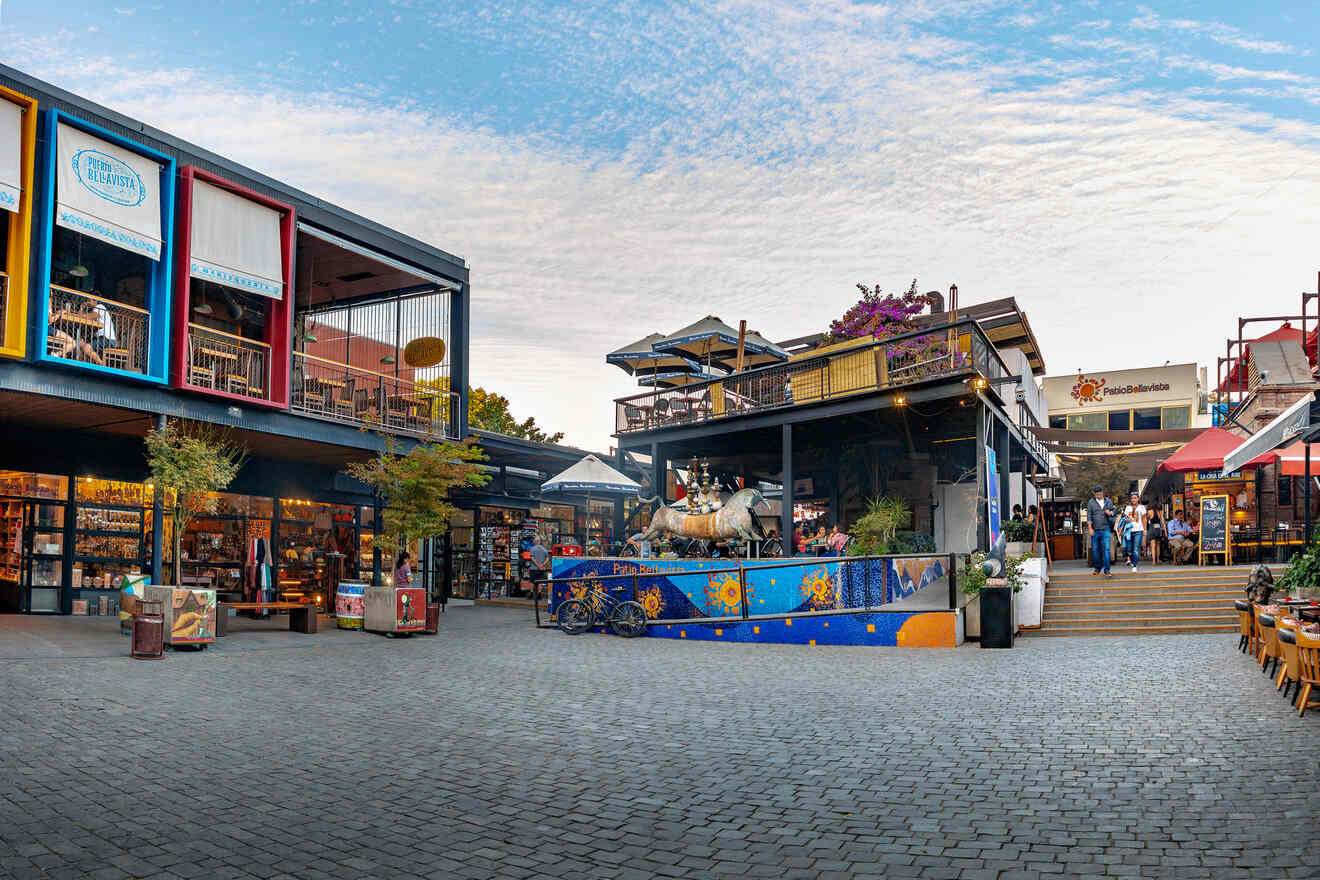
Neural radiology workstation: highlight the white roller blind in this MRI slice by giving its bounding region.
[189,179,284,300]
[55,123,162,261]
[0,100,23,214]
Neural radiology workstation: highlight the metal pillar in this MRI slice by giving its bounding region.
[997,418,1010,537]
[781,424,794,554]
[151,414,165,585]
[450,282,470,437]
[613,446,628,544]
[1306,444,1312,546]
[650,442,665,504]
[975,403,987,551]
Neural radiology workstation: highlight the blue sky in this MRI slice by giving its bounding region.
[7,2,1320,446]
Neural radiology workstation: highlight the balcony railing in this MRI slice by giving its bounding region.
[291,352,458,439]
[615,318,1008,434]
[186,323,270,401]
[0,272,8,338]
[46,284,149,375]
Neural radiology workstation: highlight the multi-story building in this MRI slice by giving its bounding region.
[0,66,479,614]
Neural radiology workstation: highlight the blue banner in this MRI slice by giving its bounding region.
[986,444,1000,547]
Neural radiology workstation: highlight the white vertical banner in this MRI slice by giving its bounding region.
[55,123,162,261]
[189,179,284,299]
[0,99,22,213]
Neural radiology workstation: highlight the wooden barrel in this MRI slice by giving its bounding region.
[335,581,366,630]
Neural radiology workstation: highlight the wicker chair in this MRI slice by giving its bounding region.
[1277,627,1302,705]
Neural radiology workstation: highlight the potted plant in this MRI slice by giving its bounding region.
[960,550,1026,642]
[847,495,912,556]
[1274,543,1320,601]
[1001,519,1037,556]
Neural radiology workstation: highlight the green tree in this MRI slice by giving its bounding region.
[144,420,247,585]
[346,436,491,559]
[1070,454,1130,502]
[847,495,913,555]
[417,378,565,444]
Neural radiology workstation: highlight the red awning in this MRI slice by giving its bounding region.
[1275,440,1320,476]
[1158,427,1276,472]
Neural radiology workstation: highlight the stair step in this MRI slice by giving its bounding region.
[1043,615,1236,626]
[1031,624,1238,636]
[1045,596,1241,607]
[1044,605,1237,616]
[1046,591,1242,601]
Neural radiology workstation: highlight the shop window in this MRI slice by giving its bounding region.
[1067,411,1106,447]
[1048,415,1065,429]
[1133,407,1161,430]
[277,500,362,608]
[1108,410,1130,431]
[1161,406,1191,429]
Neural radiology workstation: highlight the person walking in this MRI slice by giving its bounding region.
[1086,486,1116,577]
[1122,492,1147,572]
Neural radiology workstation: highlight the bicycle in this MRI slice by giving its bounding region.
[556,585,648,637]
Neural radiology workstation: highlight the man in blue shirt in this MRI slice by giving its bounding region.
[1166,510,1194,564]
[1086,486,1116,576]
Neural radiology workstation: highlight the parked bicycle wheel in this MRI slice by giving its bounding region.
[556,599,594,635]
[620,540,639,557]
[608,600,648,638]
[762,538,783,557]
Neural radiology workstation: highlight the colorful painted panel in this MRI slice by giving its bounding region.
[647,610,960,648]
[886,555,947,603]
[550,557,901,621]
[396,587,425,631]
[144,586,216,645]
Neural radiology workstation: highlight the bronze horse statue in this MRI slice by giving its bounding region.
[638,487,766,545]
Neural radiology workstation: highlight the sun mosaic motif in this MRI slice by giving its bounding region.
[636,586,664,619]
[800,567,838,611]
[705,573,748,616]
[1070,373,1106,406]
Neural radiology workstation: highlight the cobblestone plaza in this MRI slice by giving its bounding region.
[1,609,1318,879]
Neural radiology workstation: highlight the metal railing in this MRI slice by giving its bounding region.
[46,284,149,374]
[0,272,8,339]
[533,551,962,627]
[614,318,1007,434]
[186,323,270,400]
[291,351,459,439]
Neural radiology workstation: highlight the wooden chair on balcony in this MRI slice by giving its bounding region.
[624,404,645,430]
[333,380,356,421]
[301,377,325,413]
[103,348,130,371]
[225,374,249,395]
[189,364,215,388]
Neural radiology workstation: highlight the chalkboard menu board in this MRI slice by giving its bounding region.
[1199,494,1230,563]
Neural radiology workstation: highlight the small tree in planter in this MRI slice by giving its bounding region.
[848,495,912,556]
[346,436,491,567]
[1274,543,1320,601]
[960,550,1028,640]
[144,419,247,586]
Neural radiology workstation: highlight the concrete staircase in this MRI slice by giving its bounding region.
[1034,564,1274,636]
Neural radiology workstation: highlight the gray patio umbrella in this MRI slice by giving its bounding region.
[652,317,788,372]
[606,332,701,378]
[636,370,718,389]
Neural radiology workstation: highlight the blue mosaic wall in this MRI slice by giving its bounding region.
[549,555,947,622]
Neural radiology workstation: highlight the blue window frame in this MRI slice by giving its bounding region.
[32,109,175,384]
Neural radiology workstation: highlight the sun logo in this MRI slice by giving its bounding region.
[567,578,597,603]
[1070,373,1105,407]
[704,573,748,616]
[636,586,664,619]
[800,567,837,610]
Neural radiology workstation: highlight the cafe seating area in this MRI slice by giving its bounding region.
[1237,597,1320,717]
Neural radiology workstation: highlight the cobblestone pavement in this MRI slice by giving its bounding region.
[1,608,1318,880]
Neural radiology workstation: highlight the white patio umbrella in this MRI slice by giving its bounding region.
[541,455,643,552]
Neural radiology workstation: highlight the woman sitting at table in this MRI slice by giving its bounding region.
[47,300,109,365]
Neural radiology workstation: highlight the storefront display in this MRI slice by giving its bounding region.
[448,509,475,599]
[276,500,364,609]
[73,478,149,608]
[477,506,526,599]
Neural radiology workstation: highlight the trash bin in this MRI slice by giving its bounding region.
[423,602,442,635]
[131,600,165,660]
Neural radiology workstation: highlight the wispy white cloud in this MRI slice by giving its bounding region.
[7,3,1320,449]
[1130,9,1304,56]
